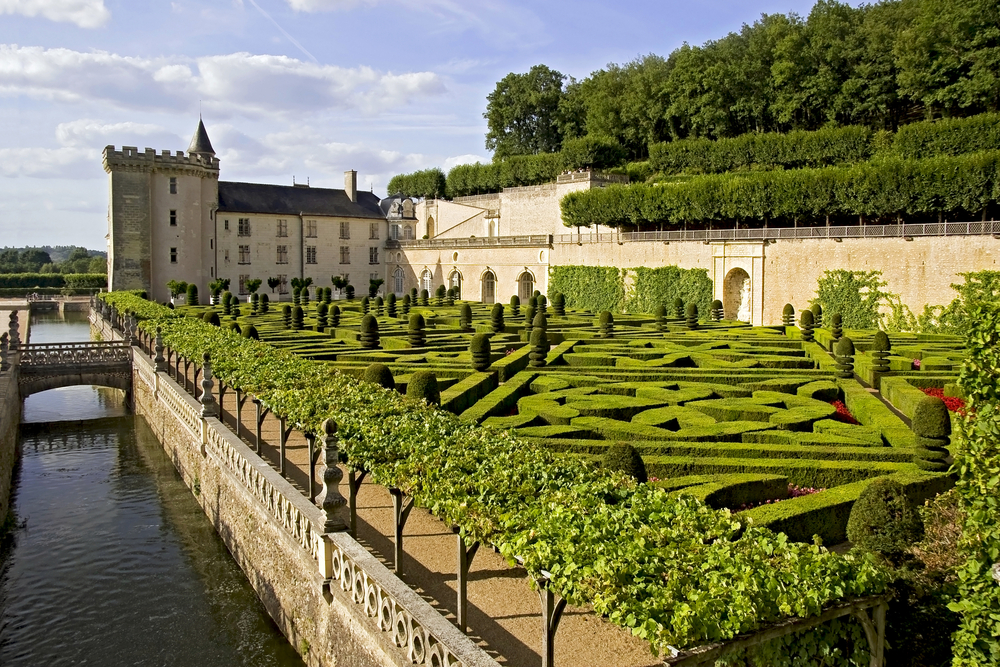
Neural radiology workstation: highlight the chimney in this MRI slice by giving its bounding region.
[345,170,357,202]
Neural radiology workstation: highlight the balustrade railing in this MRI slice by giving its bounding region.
[19,341,131,368]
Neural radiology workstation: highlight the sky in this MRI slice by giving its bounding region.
[0,0,835,250]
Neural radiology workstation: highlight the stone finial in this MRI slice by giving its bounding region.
[316,418,347,532]
[8,311,19,351]
[199,352,218,417]
[0,333,8,372]
[153,327,166,372]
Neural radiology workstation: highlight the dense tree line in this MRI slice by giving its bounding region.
[484,0,999,160]
[0,247,106,274]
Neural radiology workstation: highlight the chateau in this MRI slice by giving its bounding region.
[105,120,1000,323]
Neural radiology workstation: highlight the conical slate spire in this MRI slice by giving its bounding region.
[187,117,215,157]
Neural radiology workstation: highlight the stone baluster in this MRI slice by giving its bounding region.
[153,327,166,372]
[8,311,19,351]
[316,419,348,532]
[0,333,8,372]
[199,352,218,417]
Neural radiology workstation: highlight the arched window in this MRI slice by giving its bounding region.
[426,216,435,238]
[482,270,496,304]
[393,266,404,294]
[403,225,413,240]
[518,272,534,302]
[390,224,400,240]
[421,269,433,294]
[449,270,462,299]
[488,219,496,238]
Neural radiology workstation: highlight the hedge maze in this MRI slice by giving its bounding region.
[173,290,961,546]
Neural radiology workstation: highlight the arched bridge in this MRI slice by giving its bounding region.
[18,341,132,398]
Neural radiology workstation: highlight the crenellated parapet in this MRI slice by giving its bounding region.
[103,145,220,178]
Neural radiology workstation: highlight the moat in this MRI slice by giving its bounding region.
[0,312,303,666]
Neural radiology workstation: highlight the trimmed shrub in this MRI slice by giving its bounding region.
[419,288,429,306]
[470,334,492,371]
[912,397,951,472]
[800,309,815,342]
[552,292,566,316]
[490,303,505,334]
[226,321,241,335]
[408,313,426,347]
[386,292,397,318]
[345,285,355,300]
[222,291,233,315]
[685,302,698,330]
[259,293,269,314]
[359,314,380,349]
[835,336,855,379]
[529,327,548,368]
[186,284,199,306]
[871,330,890,373]
[509,295,520,318]
[409,287,418,302]
[602,443,647,483]
[203,311,221,326]
[710,299,723,322]
[301,287,310,306]
[460,303,473,331]
[446,287,456,306]
[535,294,547,314]
[782,303,795,327]
[599,310,614,338]
[673,297,684,319]
[846,478,924,559]
[654,304,667,331]
[401,294,411,316]
[363,363,395,389]
[329,305,341,328]
[282,304,291,328]
[231,304,241,319]
[291,305,304,330]
[810,303,824,328]
[317,302,329,328]
[361,296,370,315]
[548,266,623,313]
[251,292,259,315]
[241,324,259,340]
[435,284,447,306]
[532,311,547,332]
[830,313,843,342]
[375,296,384,316]
[293,287,301,307]
[407,371,439,405]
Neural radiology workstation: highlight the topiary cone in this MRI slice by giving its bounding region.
[672,297,684,319]
[375,296,384,316]
[435,284,446,306]
[282,304,292,328]
[523,305,535,338]
[599,310,614,338]
[799,308,814,342]
[782,303,795,328]
[329,305,341,328]
[408,313,426,347]
[535,294,547,314]
[361,296,370,314]
[317,302,329,329]
[386,292,397,318]
[469,333,492,371]
[359,314,380,349]
[654,304,667,331]
[602,443,647,483]
[685,303,698,330]
[460,304,473,332]
[490,303,505,334]
[419,289,429,306]
[532,311,547,332]
[912,397,951,472]
[203,311,221,327]
[529,327,548,367]
[871,330,891,374]
[552,292,566,317]
[401,294,411,317]
[509,295,520,318]
[830,313,844,343]
[835,336,855,379]
[363,362,394,389]
[407,371,439,405]
[291,305,304,330]
[710,299,723,322]
[810,303,823,328]
[846,477,924,559]
[241,324,259,340]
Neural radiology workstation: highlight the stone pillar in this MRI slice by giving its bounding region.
[316,419,347,532]
[199,352,218,418]
[0,333,8,372]
[153,327,166,372]
[8,311,19,351]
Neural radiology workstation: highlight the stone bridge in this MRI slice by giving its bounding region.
[17,341,132,398]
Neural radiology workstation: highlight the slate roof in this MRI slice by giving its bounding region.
[218,181,385,219]
[188,119,215,156]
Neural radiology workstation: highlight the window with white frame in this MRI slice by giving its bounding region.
[369,222,379,239]
[339,246,350,264]
[276,245,288,264]
[306,246,317,264]
[238,244,250,264]
[277,274,288,294]
[403,225,413,240]
[391,224,400,240]
[421,269,432,293]
[277,219,288,237]
[238,274,250,295]
[238,218,251,236]
[369,247,378,264]
[224,219,230,231]
[339,221,350,239]
[306,220,317,238]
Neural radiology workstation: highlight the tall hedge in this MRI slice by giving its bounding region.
[547,266,624,313]
[446,153,565,198]
[893,113,1000,160]
[386,168,447,199]
[0,273,106,289]
[560,151,1000,228]
[626,266,713,317]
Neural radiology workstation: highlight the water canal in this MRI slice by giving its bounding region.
[0,311,304,666]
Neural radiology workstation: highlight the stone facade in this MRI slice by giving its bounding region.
[0,308,25,528]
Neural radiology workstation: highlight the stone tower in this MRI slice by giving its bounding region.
[103,119,220,302]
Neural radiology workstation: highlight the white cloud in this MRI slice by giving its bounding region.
[0,0,110,28]
[0,146,97,178]
[0,45,446,118]
[443,153,486,170]
[56,119,181,149]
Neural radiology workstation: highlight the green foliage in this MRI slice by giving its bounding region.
[386,168,447,199]
[406,370,440,406]
[561,136,626,170]
[446,153,565,198]
[649,126,874,175]
[245,278,262,294]
[203,311,220,327]
[800,309,815,342]
[291,305,304,330]
[685,302,698,330]
[186,283,198,306]
[552,292,566,316]
[459,303,473,331]
[548,265,624,313]
[241,324,259,340]
[912,397,951,439]
[847,478,924,560]
[951,301,1000,663]
[509,295,520,317]
[408,313,426,347]
[362,363,395,390]
[814,270,895,330]
[0,273,106,289]
[490,303,505,334]
[470,334,492,372]
[626,266,713,317]
[484,64,569,159]
[529,327,548,368]
[835,336,855,379]
[602,443,647,483]
[560,152,1000,229]
[914,270,1000,334]
[893,113,1000,159]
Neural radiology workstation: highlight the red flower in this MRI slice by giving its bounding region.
[829,400,860,425]
[921,387,967,415]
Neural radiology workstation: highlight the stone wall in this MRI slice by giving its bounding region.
[0,308,25,528]
[104,312,497,667]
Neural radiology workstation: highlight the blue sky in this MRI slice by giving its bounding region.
[0,0,832,249]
